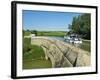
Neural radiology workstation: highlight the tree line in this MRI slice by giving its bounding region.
[68,13,91,40]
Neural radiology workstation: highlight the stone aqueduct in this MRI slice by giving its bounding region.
[31,37,90,68]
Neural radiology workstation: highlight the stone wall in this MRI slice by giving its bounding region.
[31,37,90,68]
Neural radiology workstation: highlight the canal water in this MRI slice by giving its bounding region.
[47,36,80,47]
[47,36,65,42]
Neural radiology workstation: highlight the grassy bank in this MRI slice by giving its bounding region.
[23,59,52,69]
[23,38,52,69]
[79,40,91,53]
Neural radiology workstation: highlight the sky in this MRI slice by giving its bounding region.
[22,10,82,31]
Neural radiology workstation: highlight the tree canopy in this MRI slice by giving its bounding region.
[68,14,91,40]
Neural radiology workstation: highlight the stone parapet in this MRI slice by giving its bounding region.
[31,37,90,67]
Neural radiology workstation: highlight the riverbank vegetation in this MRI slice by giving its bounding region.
[67,13,91,52]
[80,40,91,53]
[68,14,91,40]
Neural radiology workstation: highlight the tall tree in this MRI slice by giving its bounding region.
[68,13,91,39]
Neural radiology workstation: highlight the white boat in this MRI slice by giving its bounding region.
[64,34,82,44]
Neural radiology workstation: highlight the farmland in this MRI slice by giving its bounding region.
[23,30,66,37]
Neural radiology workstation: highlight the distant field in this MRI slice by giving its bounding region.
[23,38,52,69]
[37,31,66,36]
[23,31,66,37]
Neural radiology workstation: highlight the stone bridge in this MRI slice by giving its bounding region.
[31,36,90,68]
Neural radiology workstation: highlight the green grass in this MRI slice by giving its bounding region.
[79,40,91,53]
[23,31,66,37]
[37,31,66,37]
[23,31,31,36]
[23,59,52,69]
[23,38,52,69]
[23,45,45,61]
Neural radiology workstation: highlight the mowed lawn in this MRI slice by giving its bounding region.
[23,38,52,69]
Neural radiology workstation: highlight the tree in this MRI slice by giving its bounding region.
[26,29,30,32]
[31,30,37,36]
[68,13,91,40]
